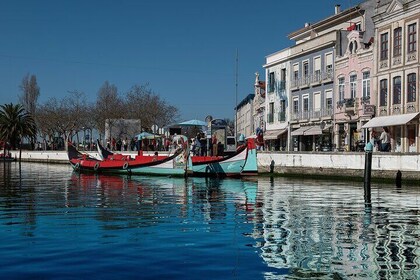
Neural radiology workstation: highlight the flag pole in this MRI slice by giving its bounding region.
[235,49,238,143]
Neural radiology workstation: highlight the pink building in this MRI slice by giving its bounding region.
[334,30,375,151]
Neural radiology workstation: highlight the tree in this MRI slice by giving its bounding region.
[19,74,40,116]
[124,84,179,130]
[36,91,91,150]
[94,81,124,139]
[0,103,37,159]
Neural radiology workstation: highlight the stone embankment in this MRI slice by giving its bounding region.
[9,150,420,182]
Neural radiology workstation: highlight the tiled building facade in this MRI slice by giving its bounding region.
[259,0,419,153]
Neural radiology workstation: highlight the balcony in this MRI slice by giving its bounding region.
[344,98,355,114]
[291,107,334,122]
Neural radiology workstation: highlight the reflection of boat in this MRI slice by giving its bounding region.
[68,141,191,177]
[0,153,16,162]
[97,138,258,177]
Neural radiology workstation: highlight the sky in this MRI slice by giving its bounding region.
[0,0,355,123]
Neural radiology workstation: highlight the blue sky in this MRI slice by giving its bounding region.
[0,0,353,122]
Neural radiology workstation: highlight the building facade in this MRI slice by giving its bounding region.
[264,49,290,151]
[365,0,420,153]
[235,94,255,138]
[334,0,377,151]
[286,4,368,151]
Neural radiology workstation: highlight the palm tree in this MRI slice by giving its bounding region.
[0,103,37,160]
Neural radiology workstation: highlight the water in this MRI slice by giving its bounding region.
[0,162,419,279]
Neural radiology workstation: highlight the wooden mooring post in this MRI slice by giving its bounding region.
[363,142,373,204]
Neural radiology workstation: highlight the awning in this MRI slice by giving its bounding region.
[362,113,419,128]
[291,126,311,136]
[303,126,322,135]
[303,124,332,136]
[264,128,287,140]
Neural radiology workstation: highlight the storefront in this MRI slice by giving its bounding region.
[264,128,288,151]
[291,123,332,152]
[362,112,419,153]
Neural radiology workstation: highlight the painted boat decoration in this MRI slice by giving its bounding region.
[68,141,191,177]
[96,138,258,177]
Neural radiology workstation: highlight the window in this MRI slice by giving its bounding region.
[350,74,357,99]
[279,100,286,121]
[268,72,275,92]
[293,64,299,83]
[279,69,286,91]
[325,90,333,110]
[393,76,401,105]
[380,79,388,106]
[314,92,321,112]
[380,33,388,60]
[313,57,321,80]
[407,73,416,103]
[303,97,309,112]
[303,61,309,82]
[268,102,274,123]
[393,27,402,56]
[362,72,370,98]
[408,23,417,53]
[338,77,345,101]
[326,98,332,110]
[293,98,299,114]
[325,53,333,73]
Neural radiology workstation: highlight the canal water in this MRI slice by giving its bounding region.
[0,162,419,279]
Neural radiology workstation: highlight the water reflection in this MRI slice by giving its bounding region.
[254,177,420,279]
[0,163,419,279]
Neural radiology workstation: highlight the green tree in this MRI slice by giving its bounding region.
[0,103,37,159]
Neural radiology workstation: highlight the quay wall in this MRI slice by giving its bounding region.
[257,151,420,181]
[8,150,420,181]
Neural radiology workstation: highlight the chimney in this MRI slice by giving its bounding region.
[335,4,341,14]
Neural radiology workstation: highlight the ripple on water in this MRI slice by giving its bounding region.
[0,163,419,279]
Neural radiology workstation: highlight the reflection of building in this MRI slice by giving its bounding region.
[363,0,420,153]
[255,178,420,278]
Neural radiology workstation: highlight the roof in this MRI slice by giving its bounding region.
[234,94,255,110]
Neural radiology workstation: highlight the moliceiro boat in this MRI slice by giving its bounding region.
[67,141,191,177]
[96,138,258,177]
[191,138,258,177]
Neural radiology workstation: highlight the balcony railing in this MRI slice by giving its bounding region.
[290,107,333,122]
[290,69,334,90]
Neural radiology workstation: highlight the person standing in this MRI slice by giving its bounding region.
[212,133,218,156]
[380,127,390,152]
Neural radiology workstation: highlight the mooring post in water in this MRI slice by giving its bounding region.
[364,141,373,204]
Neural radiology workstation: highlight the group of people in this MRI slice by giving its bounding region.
[371,126,391,152]
[191,133,209,156]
